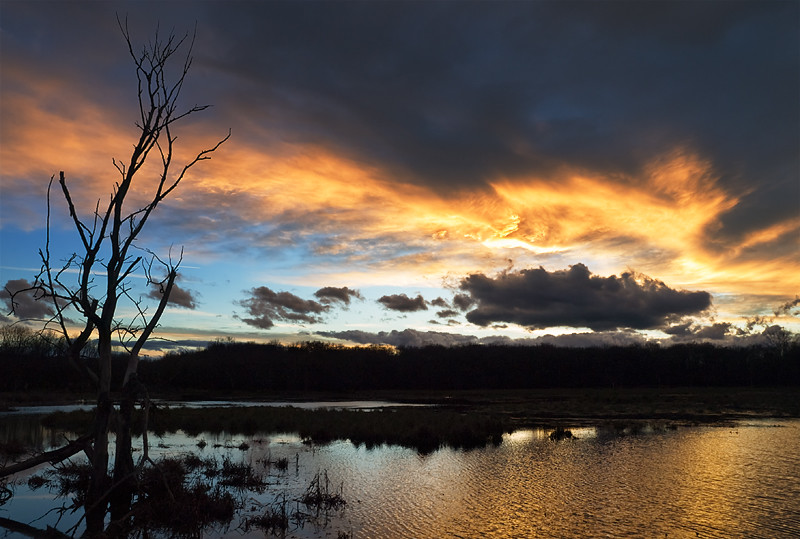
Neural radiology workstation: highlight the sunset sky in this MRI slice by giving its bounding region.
[1,1,798,353]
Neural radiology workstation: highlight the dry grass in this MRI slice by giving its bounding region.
[300,470,345,511]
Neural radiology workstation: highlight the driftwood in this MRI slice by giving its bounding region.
[0,516,71,538]
[0,433,93,479]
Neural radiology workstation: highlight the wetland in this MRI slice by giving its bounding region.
[2,388,799,538]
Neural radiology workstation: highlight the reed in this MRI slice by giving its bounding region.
[244,492,290,535]
[301,470,345,511]
[40,404,510,454]
[25,454,256,537]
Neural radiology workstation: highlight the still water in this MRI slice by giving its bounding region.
[2,411,799,538]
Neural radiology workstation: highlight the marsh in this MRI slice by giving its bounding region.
[2,393,799,538]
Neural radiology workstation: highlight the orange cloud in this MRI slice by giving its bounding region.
[156,145,799,302]
[3,64,795,306]
[735,216,800,254]
[491,151,735,254]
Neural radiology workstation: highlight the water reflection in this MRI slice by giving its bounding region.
[2,415,799,538]
[0,414,76,453]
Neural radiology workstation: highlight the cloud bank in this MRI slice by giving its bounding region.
[319,328,652,348]
[460,264,712,331]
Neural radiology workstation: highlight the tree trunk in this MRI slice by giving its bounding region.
[116,355,141,489]
[109,378,138,531]
[85,330,113,536]
[113,391,135,483]
[85,392,111,537]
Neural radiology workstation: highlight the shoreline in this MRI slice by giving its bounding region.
[3,386,799,422]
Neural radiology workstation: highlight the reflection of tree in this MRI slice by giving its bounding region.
[2,18,228,536]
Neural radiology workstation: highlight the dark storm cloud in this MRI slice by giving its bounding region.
[689,323,731,341]
[238,286,329,329]
[320,328,648,348]
[195,1,798,213]
[4,1,797,240]
[460,264,712,331]
[664,322,731,341]
[436,309,459,319]
[147,283,198,309]
[320,329,478,347]
[313,286,363,305]
[430,297,449,308]
[452,294,475,311]
[662,322,694,337]
[520,331,648,348]
[1,279,54,320]
[377,293,428,312]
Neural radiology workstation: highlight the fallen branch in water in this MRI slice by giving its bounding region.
[0,516,71,538]
[0,433,93,479]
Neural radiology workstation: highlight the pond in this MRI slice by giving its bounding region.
[1,406,799,538]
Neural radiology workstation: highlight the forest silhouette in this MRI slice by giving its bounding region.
[2,334,798,395]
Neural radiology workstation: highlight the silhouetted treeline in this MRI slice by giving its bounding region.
[0,325,135,393]
[2,334,798,393]
[137,340,798,392]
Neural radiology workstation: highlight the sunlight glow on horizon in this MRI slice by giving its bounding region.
[1,2,797,348]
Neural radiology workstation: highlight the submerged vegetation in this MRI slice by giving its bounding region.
[17,451,351,538]
[23,456,249,537]
[243,470,347,537]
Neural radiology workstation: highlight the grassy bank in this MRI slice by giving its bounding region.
[421,386,800,424]
[18,386,797,454]
[39,404,506,454]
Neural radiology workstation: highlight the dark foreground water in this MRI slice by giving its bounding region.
[2,411,799,538]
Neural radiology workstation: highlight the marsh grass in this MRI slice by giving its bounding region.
[257,453,291,472]
[21,453,352,538]
[40,405,509,453]
[244,492,290,535]
[32,387,799,458]
[48,461,92,504]
[244,469,347,537]
[301,470,345,511]
[24,454,264,537]
[219,457,265,491]
[134,459,238,537]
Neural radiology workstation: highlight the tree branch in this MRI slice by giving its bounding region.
[0,434,94,479]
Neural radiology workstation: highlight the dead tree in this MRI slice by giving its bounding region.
[5,19,228,536]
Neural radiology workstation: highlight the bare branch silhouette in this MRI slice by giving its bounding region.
[5,18,228,536]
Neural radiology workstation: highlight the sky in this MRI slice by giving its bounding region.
[1,1,798,353]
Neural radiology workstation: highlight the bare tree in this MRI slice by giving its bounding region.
[3,19,228,535]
